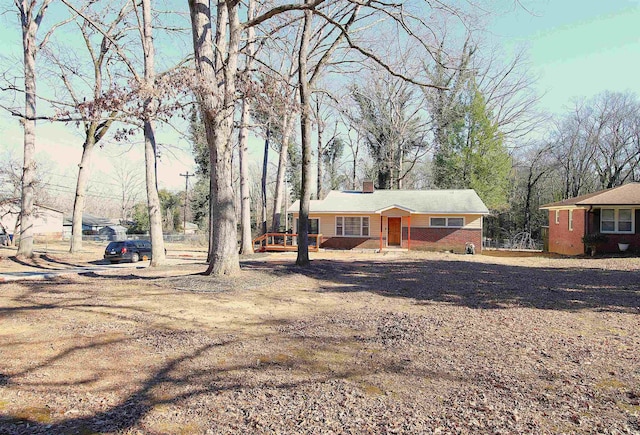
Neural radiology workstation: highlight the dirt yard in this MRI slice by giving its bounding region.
[0,244,639,434]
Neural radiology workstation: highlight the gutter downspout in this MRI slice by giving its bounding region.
[379,214,383,252]
[407,215,411,250]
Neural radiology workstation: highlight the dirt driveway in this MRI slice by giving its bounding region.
[0,248,639,434]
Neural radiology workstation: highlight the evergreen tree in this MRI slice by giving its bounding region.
[433,82,511,210]
[188,107,210,228]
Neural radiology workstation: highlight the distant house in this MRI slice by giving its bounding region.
[98,225,128,241]
[184,222,198,235]
[540,183,640,255]
[63,213,119,238]
[288,182,489,253]
[81,213,119,233]
[0,202,64,241]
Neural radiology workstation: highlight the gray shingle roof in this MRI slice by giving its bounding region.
[288,189,489,214]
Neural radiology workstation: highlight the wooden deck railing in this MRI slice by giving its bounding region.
[252,233,322,252]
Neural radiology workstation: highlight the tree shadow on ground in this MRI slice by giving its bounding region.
[0,325,416,434]
[267,258,640,313]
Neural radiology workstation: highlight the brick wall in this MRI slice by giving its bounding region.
[321,237,380,250]
[547,208,585,255]
[402,227,482,253]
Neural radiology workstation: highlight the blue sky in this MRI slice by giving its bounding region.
[488,0,640,113]
[1,1,639,192]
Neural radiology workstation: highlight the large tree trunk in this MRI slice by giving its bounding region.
[16,1,52,257]
[271,112,295,232]
[189,0,240,276]
[70,133,96,253]
[296,4,313,267]
[141,0,165,266]
[238,0,255,255]
[18,47,36,257]
[144,120,165,266]
[238,97,253,254]
[316,101,324,199]
[260,130,269,234]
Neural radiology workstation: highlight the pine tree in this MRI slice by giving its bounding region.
[433,82,511,210]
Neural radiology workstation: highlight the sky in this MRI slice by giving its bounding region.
[488,0,640,114]
[1,1,639,201]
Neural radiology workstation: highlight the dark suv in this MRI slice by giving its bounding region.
[104,240,153,263]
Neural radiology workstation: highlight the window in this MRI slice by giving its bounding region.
[430,217,465,228]
[601,209,615,232]
[568,209,573,231]
[335,216,369,236]
[430,217,446,227]
[600,208,634,233]
[448,217,464,227]
[295,218,319,234]
[619,209,632,232]
[555,210,560,224]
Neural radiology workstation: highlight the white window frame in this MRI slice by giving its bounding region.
[335,216,370,237]
[600,208,635,234]
[555,210,560,224]
[430,217,465,228]
[568,209,573,231]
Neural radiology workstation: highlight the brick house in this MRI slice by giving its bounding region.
[288,183,489,253]
[540,183,640,255]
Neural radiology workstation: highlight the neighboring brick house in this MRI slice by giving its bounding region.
[540,183,640,255]
[288,183,489,253]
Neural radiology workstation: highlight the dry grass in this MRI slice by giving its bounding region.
[0,247,639,434]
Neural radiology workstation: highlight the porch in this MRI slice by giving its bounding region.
[252,233,322,253]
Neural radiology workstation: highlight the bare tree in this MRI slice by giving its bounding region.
[14,0,54,257]
[296,0,314,266]
[237,0,256,254]
[137,0,165,266]
[588,92,640,189]
[512,142,556,235]
[349,72,430,190]
[50,1,128,254]
[188,0,243,275]
[314,94,341,198]
[110,158,145,223]
[60,0,193,265]
[188,0,495,273]
[551,103,599,198]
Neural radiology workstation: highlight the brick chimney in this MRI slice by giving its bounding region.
[362,180,374,193]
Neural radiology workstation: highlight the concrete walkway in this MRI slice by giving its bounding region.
[0,256,208,282]
[0,263,146,282]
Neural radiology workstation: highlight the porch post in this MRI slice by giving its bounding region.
[407,215,411,250]
[379,215,383,252]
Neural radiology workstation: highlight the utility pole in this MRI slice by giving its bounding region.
[180,171,194,235]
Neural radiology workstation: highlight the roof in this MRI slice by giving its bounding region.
[0,201,64,214]
[64,213,118,226]
[99,225,128,233]
[540,183,640,209]
[288,189,490,214]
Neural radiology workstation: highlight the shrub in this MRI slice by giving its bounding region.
[582,233,608,245]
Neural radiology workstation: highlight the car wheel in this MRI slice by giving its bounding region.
[131,252,140,263]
